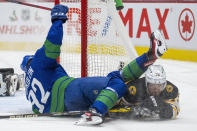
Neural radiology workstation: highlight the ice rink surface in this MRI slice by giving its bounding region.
[0,51,197,131]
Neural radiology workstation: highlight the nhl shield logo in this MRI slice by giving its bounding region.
[21,9,30,21]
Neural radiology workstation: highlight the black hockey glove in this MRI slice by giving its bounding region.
[158,101,174,119]
[134,96,161,120]
[51,4,68,23]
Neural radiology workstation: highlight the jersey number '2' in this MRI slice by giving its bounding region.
[28,78,50,113]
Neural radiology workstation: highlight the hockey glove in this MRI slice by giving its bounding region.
[51,4,68,23]
[75,108,104,126]
[5,74,18,96]
[114,0,124,10]
[145,30,167,66]
[134,96,161,120]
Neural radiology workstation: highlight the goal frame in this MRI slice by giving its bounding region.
[81,0,88,77]
[6,0,138,77]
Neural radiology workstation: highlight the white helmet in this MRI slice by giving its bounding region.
[145,65,166,95]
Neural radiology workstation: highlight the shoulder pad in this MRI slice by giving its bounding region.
[161,81,179,99]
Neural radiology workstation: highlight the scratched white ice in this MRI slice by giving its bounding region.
[0,51,197,131]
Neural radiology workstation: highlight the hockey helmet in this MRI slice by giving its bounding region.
[20,55,34,72]
[145,65,166,96]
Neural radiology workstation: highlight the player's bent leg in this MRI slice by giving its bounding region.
[76,75,126,125]
[64,77,109,112]
[50,75,75,113]
[91,77,126,115]
[121,53,148,82]
[121,30,168,83]
[63,82,93,112]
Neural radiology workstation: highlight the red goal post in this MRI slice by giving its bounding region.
[81,0,88,77]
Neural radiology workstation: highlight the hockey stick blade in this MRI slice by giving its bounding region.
[0,111,85,119]
[6,0,52,11]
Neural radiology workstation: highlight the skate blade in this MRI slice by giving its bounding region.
[74,116,103,126]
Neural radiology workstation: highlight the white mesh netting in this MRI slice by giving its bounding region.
[60,0,137,77]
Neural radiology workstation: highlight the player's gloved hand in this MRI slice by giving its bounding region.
[51,4,68,23]
[134,106,152,118]
[145,30,167,66]
[114,0,124,10]
[134,96,161,120]
[75,108,104,126]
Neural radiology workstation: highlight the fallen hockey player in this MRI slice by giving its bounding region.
[20,4,170,125]
[109,64,180,120]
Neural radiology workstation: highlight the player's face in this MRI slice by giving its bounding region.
[147,83,164,96]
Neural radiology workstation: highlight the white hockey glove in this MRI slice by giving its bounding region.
[0,74,7,96]
[75,108,104,126]
[0,68,19,96]
[5,74,18,96]
[145,30,167,66]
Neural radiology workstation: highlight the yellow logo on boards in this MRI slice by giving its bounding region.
[128,86,136,96]
[63,44,127,56]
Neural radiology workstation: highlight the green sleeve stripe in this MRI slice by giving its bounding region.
[44,40,61,59]
[50,76,75,113]
[32,106,40,114]
[95,90,118,110]
[122,60,144,82]
[127,64,137,79]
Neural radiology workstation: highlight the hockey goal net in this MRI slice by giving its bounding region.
[60,0,138,77]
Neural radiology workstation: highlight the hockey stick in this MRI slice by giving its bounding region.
[0,106,134,119]
[0,111,85,119]
[6,0,52,11]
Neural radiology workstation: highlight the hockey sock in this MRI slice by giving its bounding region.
[121,53,148,82]
[92,78,126,115]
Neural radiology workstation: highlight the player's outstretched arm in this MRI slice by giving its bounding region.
[43,4,68,60]
[21,5,69,71]
[121,30,167,82]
